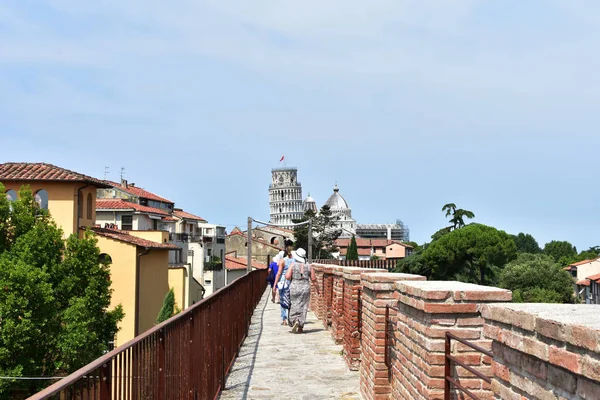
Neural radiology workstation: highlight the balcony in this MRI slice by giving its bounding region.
[168,232,202,243]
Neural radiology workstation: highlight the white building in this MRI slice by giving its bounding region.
[303,193,318,213]
[324,184,356,238]
[269,167,304,227]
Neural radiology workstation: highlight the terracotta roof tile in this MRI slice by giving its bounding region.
[225,255,267,270]
[586,273,600,283]
[173,209,206,222]
[576,279,591,286]
[91,227,179,250]
[161,216,177,222]
[568,259,599,267]
[0,162,111,188]
[340,248,372,256]
[96,199,169,216]
[105,181,174,204]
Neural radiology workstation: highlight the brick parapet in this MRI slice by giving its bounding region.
[391,281,511,400]
[481,303,600,400]
[331,266,346,344]
[341,268,388,371]
[359,273,425,400]
[321,266,335,329]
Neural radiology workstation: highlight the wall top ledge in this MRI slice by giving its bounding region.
[396,280,512,301]
[362,272,425,283]
[481,303,600,331]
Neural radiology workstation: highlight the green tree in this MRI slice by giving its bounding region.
[156,288,176,324]
[431,203,475,241]
[422,224,516,285]
[498,253,574,303]
[346,235,359,261]
[394,252,430,277]
[512,233,541,254]
[543,240,576,263]
[292,205,342,259]
[0,184,123,396]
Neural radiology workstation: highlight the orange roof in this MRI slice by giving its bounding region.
[335,238,414,249]
[162,216,177,222]
[0,162,111,188]
[173,209,206,222]
[225,255,267,270]
[105,181,173,204]
[568,259,598,267]
[96,199,169,216]
[577,279,591,286]
[91,227,179,250]
[340,248,372,257]
[586,273,600,283]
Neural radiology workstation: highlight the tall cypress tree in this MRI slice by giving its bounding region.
[156,288,175,324]
[346,235,359,261]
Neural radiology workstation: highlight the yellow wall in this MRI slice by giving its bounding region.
[168,268,186,311]
[95,236,137,347]
[138,250,170,334]
[129,230,170,244]
[2,181,99,238]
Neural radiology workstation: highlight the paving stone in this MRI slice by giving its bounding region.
[220,289,361,400]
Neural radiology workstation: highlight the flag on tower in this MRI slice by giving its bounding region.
[279,156,285,162]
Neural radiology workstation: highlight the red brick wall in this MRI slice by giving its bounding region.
[322,266,335,328]
[359,272,426,400]
[331,267,346,344]
[340,267,388,370]
[481,304,600,400]
[391,281,512,400]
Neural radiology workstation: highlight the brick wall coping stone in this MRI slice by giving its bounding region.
[396,280,513,301]
[361,272,425,291]
[480,303,600,353]
[342,267,388,281]
[331,266,346,276]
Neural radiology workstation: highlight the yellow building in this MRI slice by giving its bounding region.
[0,162,111,237]
[91,227,179,346]
[0,162,179,346]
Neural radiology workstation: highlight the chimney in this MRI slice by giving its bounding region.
[387,226,392,240]
[130,183,135,187]
[121,179,128,188]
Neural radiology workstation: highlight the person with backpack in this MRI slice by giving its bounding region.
[267,251,283,302]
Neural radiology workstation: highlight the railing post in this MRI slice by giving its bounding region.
[444,334,451,400]
[189,313,195,399]
[158,328,165,400]
[99,362,112,400]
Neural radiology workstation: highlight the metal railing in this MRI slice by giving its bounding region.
[168,232,203,243]
[29,268,268,400]
[444,332,493,400]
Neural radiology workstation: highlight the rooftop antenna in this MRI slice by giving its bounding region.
[104,166,110,180]
[120,167,125,181]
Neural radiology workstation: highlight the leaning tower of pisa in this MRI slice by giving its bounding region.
[268,167,304,227]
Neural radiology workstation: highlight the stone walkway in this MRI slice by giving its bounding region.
[220,289,361,400]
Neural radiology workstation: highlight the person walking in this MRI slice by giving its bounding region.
[285,248,319,333]
[273,240,294,325]
[267,251,284,302]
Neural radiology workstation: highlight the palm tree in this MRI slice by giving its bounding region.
[442,203,475,230]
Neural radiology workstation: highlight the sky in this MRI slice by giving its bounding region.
[1,1,600,250]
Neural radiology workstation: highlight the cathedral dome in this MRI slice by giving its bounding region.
[303,193,318,213]
[325,185,350,210]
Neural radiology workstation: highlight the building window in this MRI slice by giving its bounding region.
[121,215,133,230]
[153,219,158,230]
[208,249,212,257]
[5,189,17,202]
[99,253,112,265]
[86,193,93,219]
[35,189,49,210]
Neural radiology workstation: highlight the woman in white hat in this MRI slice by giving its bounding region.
[285,247,320,333]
